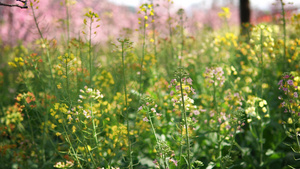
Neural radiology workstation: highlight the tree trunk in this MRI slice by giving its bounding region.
[240,0,251,39]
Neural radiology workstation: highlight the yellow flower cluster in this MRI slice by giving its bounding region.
[84,10,99,19]
[82,10,100,35]
[8,57,24,68]
[54,53,77,79]
[291,13,300,32]
[214,33,238,48]
[93,70,115,91]
[40,120,58,133]
[50,103,69,124]
[292,72,300,90]
[245,96,269,123]
[250,24,276,59]
[218,7,231,19]
[143,54,157,68]
[138,3,155,28]
[111,92,132,114]
[105,124,128,148]
[1,103,24,129]
[58,53,75,64]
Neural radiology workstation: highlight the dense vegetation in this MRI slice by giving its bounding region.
[1,0,300,168]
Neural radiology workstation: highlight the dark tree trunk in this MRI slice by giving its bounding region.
[240,0,251,39]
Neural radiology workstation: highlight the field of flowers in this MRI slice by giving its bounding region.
[1,0,300,168]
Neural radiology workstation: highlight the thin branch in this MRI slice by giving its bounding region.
[17,0,27,3]
[0,0,28,9]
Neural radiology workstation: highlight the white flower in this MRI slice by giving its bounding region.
[87,88,93,93]
[143,117,149,122]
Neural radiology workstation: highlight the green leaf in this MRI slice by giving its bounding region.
[269,152,284,159]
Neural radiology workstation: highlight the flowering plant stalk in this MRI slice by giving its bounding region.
[119,38,134,169]
[170,68,194,169]
[28,0,57,163]
[278,73,300,157]
[138,3,154,96]
[139,95,178,169]
[83,10,100,86]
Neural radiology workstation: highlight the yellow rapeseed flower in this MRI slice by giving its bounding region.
[51,123,57,129]
[57,83,62,89]
[8,62,17,67]
[287,118,293,124]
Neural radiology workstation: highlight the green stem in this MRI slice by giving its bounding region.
[287,88,300,152]
[293,119,300,152]
[179,76,191,169]
[65,0,70,47]
[148,114,166,169]
[76,33,81,95]
[148,113,159,146]
[122,42,133,169]
[228,124,238,157]
[22,71,65,165]
[216,114,223,169]
[150,0,158,72]
[90,102,98,144]
[218,135,223,169]
[167,3,174,60]
[213,75,218,113]
[29,3,59,163]
[79,33,84,91]
[139,16,146,98]
[259,28,264,166]
[178,12,185,168]
[260,28,264,98]
[65,56,69,99]
[213,74,223,168]
[29,0,56,96]
[62,123,83,168]
[225,18,229,32]
[25,109,35,144]
[280,0,287,64]
[65,0,70,99]
[180,12,184,67]
[83,142,97,167]
[179,126,183,168]
[259,122,264,166]
[89,17,93,86]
